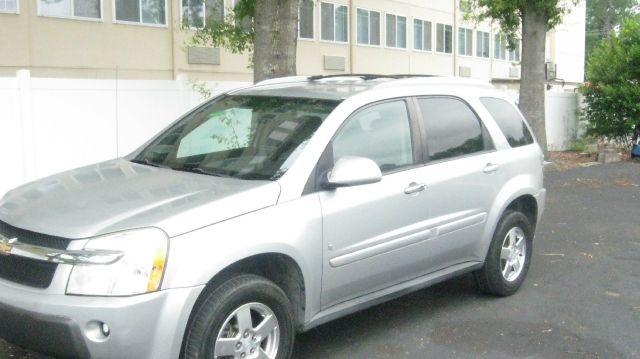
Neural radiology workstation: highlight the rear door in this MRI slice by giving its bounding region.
[412,96,506,268]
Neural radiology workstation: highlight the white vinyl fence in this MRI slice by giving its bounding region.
[0,70,249,197]
[0,71,580,197]
[545,92,582,151]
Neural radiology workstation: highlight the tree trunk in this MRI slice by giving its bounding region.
[520,1,549,157]
[253,0,299,83]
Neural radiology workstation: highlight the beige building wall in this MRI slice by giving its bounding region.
[0,0,584,84]
[0,0,254,80]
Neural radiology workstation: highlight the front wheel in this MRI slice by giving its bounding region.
[182,274,295,359]
[474,210,533,297]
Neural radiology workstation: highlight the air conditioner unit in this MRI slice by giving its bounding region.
[324,55,346,71]
[545,62,557,81]
[458,66,471,78]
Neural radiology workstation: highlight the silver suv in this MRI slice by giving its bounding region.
[0,75,545,359]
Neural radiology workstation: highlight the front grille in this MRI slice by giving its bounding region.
[0,255,57,288]
[0,220,71,250]
[0,220,72,288]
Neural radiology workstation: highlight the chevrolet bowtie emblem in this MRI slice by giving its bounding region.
[0,235,16,255]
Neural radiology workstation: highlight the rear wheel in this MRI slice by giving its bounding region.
[475,210,533,296]
[182,274,295,359]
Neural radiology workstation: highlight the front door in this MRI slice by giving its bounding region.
[318,99,436,308]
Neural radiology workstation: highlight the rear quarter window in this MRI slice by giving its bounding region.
[480,97,534,147]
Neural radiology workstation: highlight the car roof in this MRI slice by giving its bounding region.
[229,75,496,101]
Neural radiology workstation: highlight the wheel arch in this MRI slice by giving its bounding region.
[504,195,538,233]
[184,252,307,334]
[479,175,543,262]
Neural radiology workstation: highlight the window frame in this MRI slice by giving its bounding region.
[457,27,473,56]
[37,0,102,22]
[435,23,453,54]
[413,18,433,52]
[476,30,490,58]
[113,0,168,28]
[231,0,252,32]
[384,12,407,49]
[0,0,19,14]
[319,1,349,44]
[508,38,521,62]
[180,0,226,30]
[412,96,495,163]
[355,7,381,47]
[493,33,507,61]
[298,0,315,40]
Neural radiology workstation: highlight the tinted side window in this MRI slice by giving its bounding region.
[480,97,534,147]
[418,97,493,161]
[333,101,414,173]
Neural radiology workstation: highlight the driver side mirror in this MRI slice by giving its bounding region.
[323,156,382,188]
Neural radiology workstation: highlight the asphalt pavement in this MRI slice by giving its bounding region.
[2,161,639,359]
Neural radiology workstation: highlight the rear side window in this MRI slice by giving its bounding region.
[480,97,534,147]
[417,97,494,161]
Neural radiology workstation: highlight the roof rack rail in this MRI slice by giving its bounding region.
[373,76,495,90]
[254,76,309,86]
[307,74,439,81]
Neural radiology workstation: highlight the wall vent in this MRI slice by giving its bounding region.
[323,56,345,71]
[188,47,221,65]
[458,66,471,77]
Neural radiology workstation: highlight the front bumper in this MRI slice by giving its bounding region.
[0,280,204,359]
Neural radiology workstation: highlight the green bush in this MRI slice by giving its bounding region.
[582,18,640,146]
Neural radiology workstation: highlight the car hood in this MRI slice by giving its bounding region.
[0,159,281,239]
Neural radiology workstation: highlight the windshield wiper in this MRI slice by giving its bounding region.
[130,158,168,168]
[172,166,235,178]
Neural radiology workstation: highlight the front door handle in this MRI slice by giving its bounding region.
[483,163,500,174]
[404,182,427,195]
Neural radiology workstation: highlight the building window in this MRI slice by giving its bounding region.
[508,39,521,62]
[181,0,223,28]
[413,19,432,52]
[476,31,490,58]
[115,0,166,25]
[356,8,380,46]
[0,0,19,12]
[321,2,348,43]
[232,0,252,32]
[494,34,507,60]
[385,14,406,48]
[39,0,100,19]
[299,0,314,39]
[436,23,452,54]
[458,27,473,56]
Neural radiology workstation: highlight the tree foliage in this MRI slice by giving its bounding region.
[186,0,255,59]
[582,18,640,144]
[586,0,637,57]
[185,0,299,83]
[462,0,574,47]
[461,0,578,156]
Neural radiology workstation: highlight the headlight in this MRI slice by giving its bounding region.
[66,228,168,296]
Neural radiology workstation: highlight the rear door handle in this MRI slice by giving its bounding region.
[404,182,427,195]
[483,163,500,174]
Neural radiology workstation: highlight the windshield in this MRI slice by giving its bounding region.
[133,95,340,180]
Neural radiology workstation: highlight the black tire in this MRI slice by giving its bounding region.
[182,274,295,359]
[474,210,533,297]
